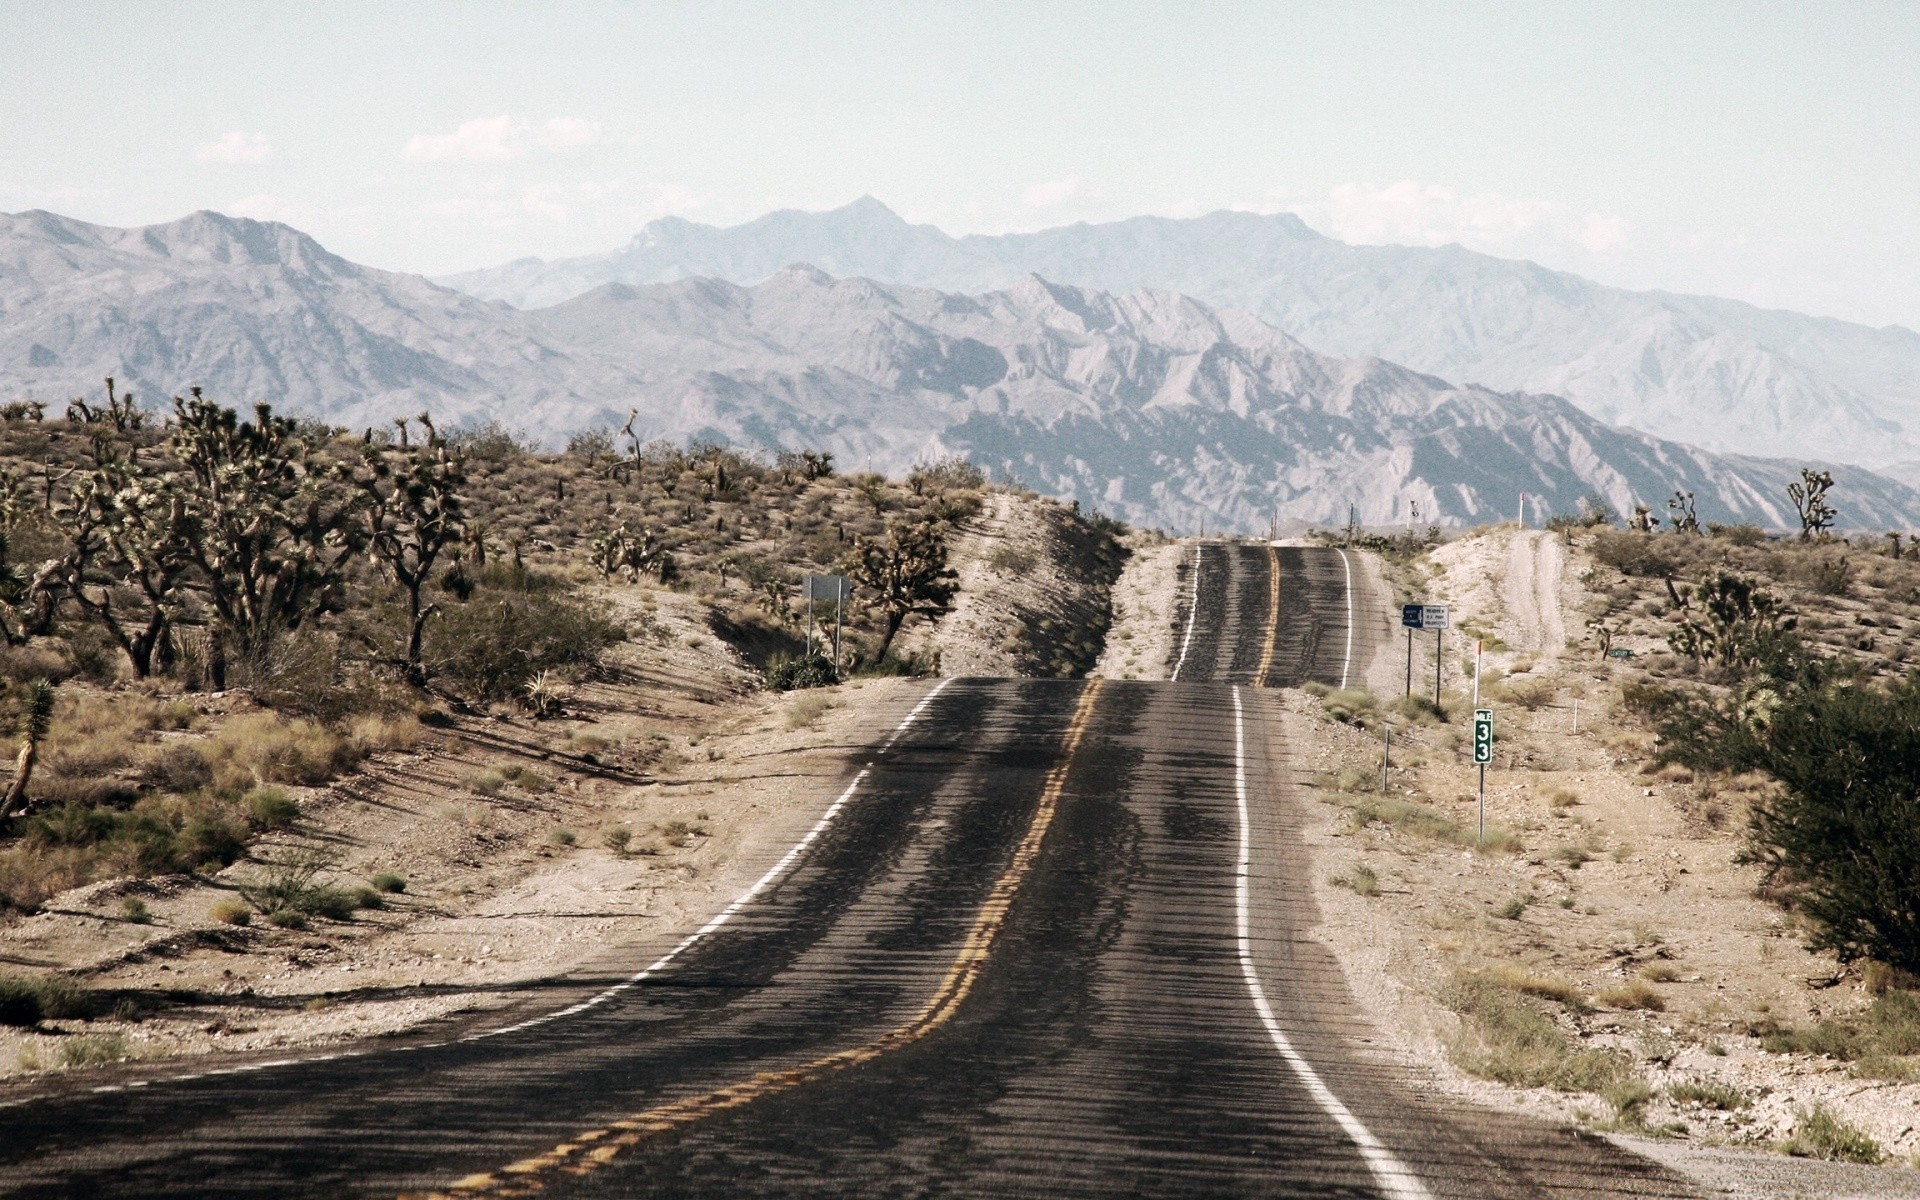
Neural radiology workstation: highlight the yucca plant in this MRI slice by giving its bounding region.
[1,678,56,821]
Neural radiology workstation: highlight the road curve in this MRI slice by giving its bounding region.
[0,541,1699,1198]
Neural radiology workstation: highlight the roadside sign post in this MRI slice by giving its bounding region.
[804,574,852,674]
[1473,708,1494,845]
[1381,723,1392,794]
[1402,603,1449,706]
[1400,604,1422,696]
[1423,605,1450,708]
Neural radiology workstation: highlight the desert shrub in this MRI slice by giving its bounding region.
[22,796,247,876]
[1589,531,1682,578]
[1442,971,1637,1094]
[0,645,74,686]
[1707,523,1766,546]
[59,1033,128,1067]
[1486,965,1587,1008]
[203,714,361,789]
[1659,673,1920,974]
[369,871,406,894]
[140,744,214,794]
[1781,1106,1883,1164]
[784,693,836,730]
[238,843,359,921]
[1341,794,1516,851]
[1762,989,1920,1061]
[428,572,621,702]
[120,896,151,923]
[0,973,93,1026]
[209,898,252,926]
[1330,863,1379,896]
[1666,1077,1749,1110]
[547,827,577,847]
[766,653,837,692]
[1597,981,1667,1012]
[604,826,632,856]
[244,786,299,830]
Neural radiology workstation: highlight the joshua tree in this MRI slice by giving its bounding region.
[589,520,664,583]
[1629,504,1658,532]
[1,679,55,821]
[65,377,146,434]
[1787,468,1836,540]
[170,391,364,687]
[1668,570,1797,671]
[1666,490,1700,534]
[844,519,957,660]
[357,414,466,685]
[57,469,194,676]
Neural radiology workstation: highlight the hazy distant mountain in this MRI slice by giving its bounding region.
[0,208,640,433]
[8,208,1918,532]
[441,198,1920,468]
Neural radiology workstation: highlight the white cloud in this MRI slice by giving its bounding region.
[402,116,603,163]
[193,131,274,165]
[1021,177,1081,208]
[403,116,525,163]
[539,117,601,148]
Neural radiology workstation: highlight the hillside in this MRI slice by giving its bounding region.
[7,209,1918,534]
[441,198,1920,469]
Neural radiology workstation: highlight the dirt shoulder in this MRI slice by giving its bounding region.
[1285,528,1920,1193]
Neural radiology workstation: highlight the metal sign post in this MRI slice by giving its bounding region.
[803,574,852,672]
[1473,708,1494,845]
[1423,605,1450,708]
[1400,604,1422,696]
[1381,723,1392,794]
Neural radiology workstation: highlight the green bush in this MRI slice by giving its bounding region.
[1685,674,1920,972]
[766,653,837,691]
[428,571,622,701]
[369,872,407,894]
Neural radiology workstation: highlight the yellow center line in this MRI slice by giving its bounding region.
[1255,544,1281,687]
[404,679,1107,1200]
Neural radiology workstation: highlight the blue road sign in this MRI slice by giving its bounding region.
[1402,604,1424,629]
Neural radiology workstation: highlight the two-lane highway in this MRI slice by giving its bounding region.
[0,541,1697,1198]
[1172,544,1361,689]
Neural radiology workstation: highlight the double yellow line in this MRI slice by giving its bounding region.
[410,679,1106,1200]
[1254,545,1281,688]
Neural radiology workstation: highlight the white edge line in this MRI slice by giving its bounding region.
[1170,543,1204,682]
[6,677,962,1103]
[1231,686,1431,1200]
[463,676,959,1037]
[1335,548,1355,692]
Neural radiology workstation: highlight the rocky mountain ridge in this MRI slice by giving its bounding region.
[6,207,1918,533]
[441,198,1920,469]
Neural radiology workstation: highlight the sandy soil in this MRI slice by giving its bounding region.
[1093,540,1185,680]
[1289,528,1920,1187]
[896,492,1127,678]
[0,586,930,1083]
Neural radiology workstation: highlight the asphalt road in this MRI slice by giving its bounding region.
[0,542,1699,1198]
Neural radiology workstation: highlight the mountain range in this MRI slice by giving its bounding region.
[4,207,1918,533]
[444,198,1920,472]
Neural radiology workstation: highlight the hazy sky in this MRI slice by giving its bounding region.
[5,1,1918,328]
